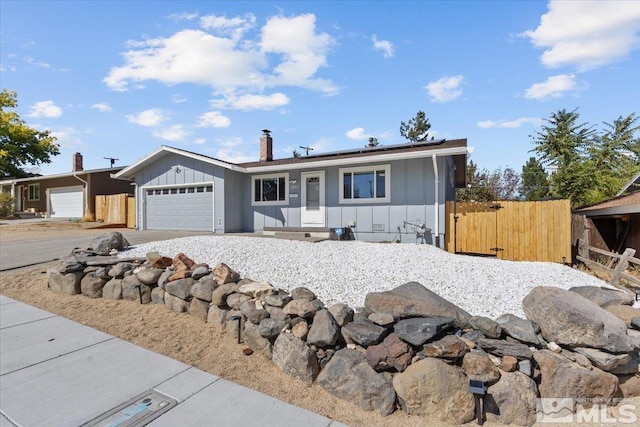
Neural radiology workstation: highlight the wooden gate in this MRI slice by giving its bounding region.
[95,193,136,228]
[445,199,571,263]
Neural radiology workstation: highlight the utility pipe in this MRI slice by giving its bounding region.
[72,171,90,218]
[432,154,440,248]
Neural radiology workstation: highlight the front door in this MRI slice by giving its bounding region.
[301,171,325,227]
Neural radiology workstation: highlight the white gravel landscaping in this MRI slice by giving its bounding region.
[119,235,610,319]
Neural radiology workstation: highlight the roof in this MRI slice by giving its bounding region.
[577,191,640,217]
[0,167,126,185]
[114,139,472,187]
[617,170,640,196]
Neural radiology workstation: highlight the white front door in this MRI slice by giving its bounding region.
[301,171,325,227]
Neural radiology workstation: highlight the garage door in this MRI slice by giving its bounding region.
[145,185,214,231]
[49,187,83,218]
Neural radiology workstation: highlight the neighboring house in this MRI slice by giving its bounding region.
[114,131,472,247]
[576,172,640,253]
[0,153,133,218]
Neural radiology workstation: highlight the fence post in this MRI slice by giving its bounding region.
[610,248,636,287]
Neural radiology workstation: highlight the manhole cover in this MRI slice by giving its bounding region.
[83,390,176,427]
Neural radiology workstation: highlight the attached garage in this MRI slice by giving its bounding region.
[49,186,84,218]
[145,184,214,231]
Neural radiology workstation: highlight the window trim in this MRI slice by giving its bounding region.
[251,173,289,206]
[27,183,40,201]
[339,164,390,204]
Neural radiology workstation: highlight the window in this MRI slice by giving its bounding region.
[339,165,390,204]
[27,184,40,201]
[252,173,289,206]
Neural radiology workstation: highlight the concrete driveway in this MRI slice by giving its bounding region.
[0,219,211,272]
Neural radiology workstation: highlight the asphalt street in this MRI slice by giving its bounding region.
[0,225,210,272]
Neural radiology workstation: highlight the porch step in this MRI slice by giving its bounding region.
[262,227,331,240]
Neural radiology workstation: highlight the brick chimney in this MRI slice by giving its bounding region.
[260,129,273,162]
[73,152,83,172]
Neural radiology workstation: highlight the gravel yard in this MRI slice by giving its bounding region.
[119,236,609,319]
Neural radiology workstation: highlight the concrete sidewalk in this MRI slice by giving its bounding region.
[0,295,344,427]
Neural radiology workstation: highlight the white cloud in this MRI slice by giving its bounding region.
[152,124,190,141]
[24,56,51,69]
[126,109,167,127]
[522,0,640,71]
[477,117,542,129]
[261,14,337,95]
[28,100,62,118]
[200,13,256,41]
[345,127,371,140]
[524,74,578,100]
[196,111,231,128]
[210,93,290,110]
[91,102,112,113]
[50,127,83,149]
[171,93,187,104]
[104,13,337,98]
[193,138,206,145]
[371,35,394,58]
[214,137,255,162]
[167,12,199,22]
[425,75,464,102]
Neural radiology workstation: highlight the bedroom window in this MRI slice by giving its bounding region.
[252,173,289,206]
[27,184,40,201]
[339,165,390,204]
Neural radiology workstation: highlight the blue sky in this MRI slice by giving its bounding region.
[2,1,639,175]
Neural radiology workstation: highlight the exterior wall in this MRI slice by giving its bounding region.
[243,156,456,247]
[628,214,640,253]
[133,152,224,232]
[223,170,244,232]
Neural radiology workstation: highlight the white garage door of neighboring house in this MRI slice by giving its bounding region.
[49,187,84,218]
[145,184,214,231]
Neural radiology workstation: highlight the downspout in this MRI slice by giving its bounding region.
[72,171,89,219]
[432,154,440,248]
[131,182,139,230]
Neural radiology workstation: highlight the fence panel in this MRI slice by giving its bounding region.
[446,199,571,263]
[94,193,135,228]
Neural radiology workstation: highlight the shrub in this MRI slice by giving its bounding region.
[0,192,15,217]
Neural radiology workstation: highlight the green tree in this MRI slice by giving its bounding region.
[520,157,550,201]
[292,149,301,158]
[456,160,494,202]
[0,89,59,178]
[531,108,640,207]
[400,110,431,143]
[366,137,379,147]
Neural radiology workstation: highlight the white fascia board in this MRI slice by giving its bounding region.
[114,146,248,179]
[246,146,473,173]
[581,203,640,217]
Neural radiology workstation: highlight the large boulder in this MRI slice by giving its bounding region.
[134,266,164,285]
[366,333,414,372]
[243,322,273,357]
[393,357,475,424]
[462,350,500,383]
[469,316,502,339]
[569,286,634,307]
[365,281,471,327]
[213,262,240,285]
[122,276,150,303]
[189,278,216,302]
[80,272,106,298]
[188,298,210,321]
[422,335,470,359]
[102,278,123,300]
[317,348,396,416]
[605,304,640,327]
[48,269,82,295]
[165,278,195,300]
[485,371,538,426]
[477,338,532,360]
[573,347,631,372]
[342,319,387,347]
[394,317,454,347]
[271,333,319,384]
[533,349,619,402]
[307,309,341,347]
[522,286,635,353]
[495,314,540,345]
[283,299,318,318]
[328,303,354,326]
[90,232,129,255]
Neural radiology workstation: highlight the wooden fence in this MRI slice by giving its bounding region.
[576,246,639,290]
[445,199,571,263]
[95,194,136,228]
